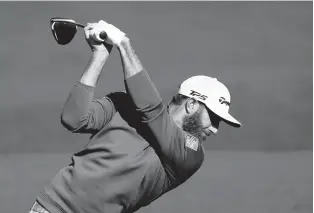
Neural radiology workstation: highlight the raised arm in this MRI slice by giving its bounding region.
[117,38,164,123]
[61,22,117,134]
[95,21,204,183]
[118,38,203,182]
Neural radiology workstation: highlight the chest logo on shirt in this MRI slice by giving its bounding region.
[185,134,199,151]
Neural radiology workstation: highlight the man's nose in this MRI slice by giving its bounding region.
[208,126,218,135]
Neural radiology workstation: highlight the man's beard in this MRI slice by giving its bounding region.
[182,110,204,141]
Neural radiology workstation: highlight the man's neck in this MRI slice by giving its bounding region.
[168,104,184,129]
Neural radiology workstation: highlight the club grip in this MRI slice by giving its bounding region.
[99,31,107,40]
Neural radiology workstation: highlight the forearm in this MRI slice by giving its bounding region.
[79,49,111,87]
[117,38,144,79]
[62,48,111,130]
[118,38,163,121]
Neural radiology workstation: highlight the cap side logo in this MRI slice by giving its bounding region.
[219,97,230,106]
[185,133,199,151]
[190,90,208,101]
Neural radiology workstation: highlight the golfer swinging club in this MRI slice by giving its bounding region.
[29,20,241,213]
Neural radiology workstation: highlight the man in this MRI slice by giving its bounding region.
[29,20,241,213]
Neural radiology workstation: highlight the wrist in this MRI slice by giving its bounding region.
[117,36,130,50]
[92,49,110,60]
[92,43,112,55]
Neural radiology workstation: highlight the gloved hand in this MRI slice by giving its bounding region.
[84,22,112,52]
[90,20,126,46]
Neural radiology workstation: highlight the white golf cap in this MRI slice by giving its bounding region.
[178,75,241,128]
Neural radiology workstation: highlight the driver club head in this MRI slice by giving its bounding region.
[50,18,79,45]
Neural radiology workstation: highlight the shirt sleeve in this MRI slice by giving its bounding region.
[61,81,117,134]
[124,70,204,184]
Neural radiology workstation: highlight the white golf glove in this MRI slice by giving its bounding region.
[91,20,126,45]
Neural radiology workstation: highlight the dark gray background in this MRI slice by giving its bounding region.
[0,2,312,152]
[0,2,312,213]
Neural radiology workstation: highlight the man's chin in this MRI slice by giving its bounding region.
[201,135,207,142]
[192,133,207,142]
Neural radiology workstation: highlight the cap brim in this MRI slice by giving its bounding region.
[210,108,241,128]
[220,113,242,128]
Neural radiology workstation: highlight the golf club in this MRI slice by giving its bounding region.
[50,17,107,45]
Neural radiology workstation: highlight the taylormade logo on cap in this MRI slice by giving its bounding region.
[178,75,241,128]
[218,97,230,106]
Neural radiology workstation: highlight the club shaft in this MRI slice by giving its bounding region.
[50,18,85,28]
[73,22,85,28]
[71,22,107,39]
[62,21,85,28]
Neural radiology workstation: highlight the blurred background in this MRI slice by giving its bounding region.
[0,2,312,213]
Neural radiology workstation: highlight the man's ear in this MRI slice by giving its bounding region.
[185,98,200,114]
